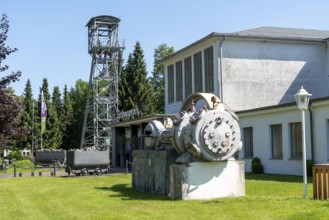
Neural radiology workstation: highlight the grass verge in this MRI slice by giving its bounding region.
[0,173,328,220]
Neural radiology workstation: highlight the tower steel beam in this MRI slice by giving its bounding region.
[81,16,124,150]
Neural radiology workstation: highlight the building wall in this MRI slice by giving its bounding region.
[237,99,329,175]
[309,100,329,164]
[222,39,328,111]
[238,106,312,175]
[165,38,220,114]
[160,33,329,176]
[164,37,329,114]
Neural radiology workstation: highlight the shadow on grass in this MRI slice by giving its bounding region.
[95,184,170,201]
[246,173,312,183]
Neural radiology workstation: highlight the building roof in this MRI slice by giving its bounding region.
[109,114,177,128]
[86,15,120,27]
[159,26,329,64]
[230,26,329,41]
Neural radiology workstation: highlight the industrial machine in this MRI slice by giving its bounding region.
[133,93,243,195]
[144,93,242,162]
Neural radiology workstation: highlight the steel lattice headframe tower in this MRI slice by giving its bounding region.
[81,15,124,150]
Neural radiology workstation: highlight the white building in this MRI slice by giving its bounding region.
[2,148,31,158]
[238,97,329,175]
[159,27,329,175]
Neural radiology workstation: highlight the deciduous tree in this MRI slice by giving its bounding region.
[0,14,27,149]
[69,79,89,149]
[150,44,174,113]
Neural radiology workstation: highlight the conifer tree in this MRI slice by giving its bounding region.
[125,41,155,116]
[61,85,74,149]
[18,79,34,149]
[52,86,62,118]
[118,52,134,111]
[39,79,62,149]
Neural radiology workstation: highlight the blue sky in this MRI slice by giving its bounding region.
[2,0,329,97]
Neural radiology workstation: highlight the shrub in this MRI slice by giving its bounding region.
[252,157,261,165]
[252,157,264,174]
[7,151,23,161]
[15,160,35,170]
[307,160,313,177]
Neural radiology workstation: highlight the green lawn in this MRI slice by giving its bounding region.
[0,173,328,220]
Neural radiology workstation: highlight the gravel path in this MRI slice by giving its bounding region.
[0,167,127,179]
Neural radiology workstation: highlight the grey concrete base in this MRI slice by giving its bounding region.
[132,150,179,194]
[169,160,245,200]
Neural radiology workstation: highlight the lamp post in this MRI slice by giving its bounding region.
[294,86,311,199]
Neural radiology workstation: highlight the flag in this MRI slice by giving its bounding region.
[41,91,47,134]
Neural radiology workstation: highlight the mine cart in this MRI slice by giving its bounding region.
[65,150,110,176]
[34,150,66,167]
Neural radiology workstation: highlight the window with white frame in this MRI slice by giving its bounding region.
[193,51,202,93]
[167,64,174,103]
[175,61,183,102]
[244,127,253,158]
[271,124,283,159]
[184,56,192,98]
[204,46,214,93]
[290,122,302,159]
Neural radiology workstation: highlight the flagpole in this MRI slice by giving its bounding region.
[41,91,43,150]
[32,100,34,155]
[40,90,47,150]
[41,98,43,150]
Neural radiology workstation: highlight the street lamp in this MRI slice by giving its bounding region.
[294,86,311,199]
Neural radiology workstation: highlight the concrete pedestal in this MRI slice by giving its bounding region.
[169,160,245,200]
[132,150,179,194]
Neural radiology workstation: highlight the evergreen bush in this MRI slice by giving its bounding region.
[252,157,264,174]
[252,157,261,165]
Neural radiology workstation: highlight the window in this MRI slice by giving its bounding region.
[184,57,192,98]
[175,61,183,101]
[290,122,302,159]
[193,51,202,93]
[271,124,283,159]
[244,127,253,158]
[167,64,174,103]
[204,46,214,93]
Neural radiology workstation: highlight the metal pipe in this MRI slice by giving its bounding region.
[218,37,226,102]
[308,107,315,163]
